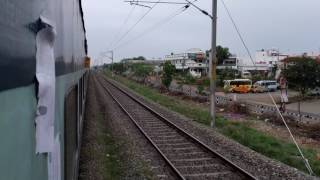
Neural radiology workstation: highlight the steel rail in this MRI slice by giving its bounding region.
[95,76,186,180]
[100,74,257,179]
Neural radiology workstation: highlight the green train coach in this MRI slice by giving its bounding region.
[0,0,89,179]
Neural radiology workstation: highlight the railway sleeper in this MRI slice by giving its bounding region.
[166,152,211,160]
[183,171,243,180]
[177,164,231,175]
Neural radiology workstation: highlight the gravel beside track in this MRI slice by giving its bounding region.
[96,74,256,180]
[101,73,318,180]
[92,74,178,179]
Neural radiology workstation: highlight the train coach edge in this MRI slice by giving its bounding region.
[0,0,90,180]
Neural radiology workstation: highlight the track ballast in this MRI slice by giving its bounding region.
[96,74,257,180]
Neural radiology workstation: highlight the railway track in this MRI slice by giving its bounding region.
[96,74,257,180]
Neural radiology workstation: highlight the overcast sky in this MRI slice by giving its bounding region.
[83,0,320,64]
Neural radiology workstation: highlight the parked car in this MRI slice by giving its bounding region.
[309,87,320,96]
[252,80,277,93]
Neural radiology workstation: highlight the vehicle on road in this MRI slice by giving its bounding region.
[309,87,320,96]
[252,80,278,93]
[224,79,252,93]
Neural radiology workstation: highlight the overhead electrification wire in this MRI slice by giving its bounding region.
[110,0,162,50]
[113,0,198,50]
[107,5,137,50]
[124,1,189,5]
[113,4,191,50]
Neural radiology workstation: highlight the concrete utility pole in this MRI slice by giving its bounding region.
[210,0,218,128]
[111,51,114,76]
[106,50,114,76]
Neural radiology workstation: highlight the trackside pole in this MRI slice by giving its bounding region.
[210,0,218,128]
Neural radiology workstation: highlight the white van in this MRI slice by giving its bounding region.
[252,80,277,93]
[310,87,320,96]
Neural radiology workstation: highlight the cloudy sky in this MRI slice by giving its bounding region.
[83,0,320,64]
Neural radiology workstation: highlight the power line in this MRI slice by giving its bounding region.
[107,5,137,50]
[125,1,188,5]
[220,0,256,69]
[113,0,199,50]
[110,0,162,50]
[113,5,190,50]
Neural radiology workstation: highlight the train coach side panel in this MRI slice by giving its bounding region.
[0,0,87,179]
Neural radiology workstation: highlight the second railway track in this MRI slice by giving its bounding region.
[96,74,257,180]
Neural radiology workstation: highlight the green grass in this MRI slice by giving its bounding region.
[94,113,154,180]
[95,113,124,179]
[106,71,320,177]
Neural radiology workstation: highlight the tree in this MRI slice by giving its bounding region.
[132,63,153,81]
[162,61,175,89]
[283,57,320,119]
[283,57,320,95]
[112,63,126,74]
[217,68,236,86]
[206,46,232,65]
[217,46,232,65]
[133,56,146,60]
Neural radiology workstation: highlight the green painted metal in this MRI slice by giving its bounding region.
[0,70,87,180]
[0,85,47,180]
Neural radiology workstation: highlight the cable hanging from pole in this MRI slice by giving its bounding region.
[220,0,256,70]
[220,0,314,174]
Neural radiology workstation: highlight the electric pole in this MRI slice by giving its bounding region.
[111,51,114,77]
[124,0,218,127]
[210,0,218,127]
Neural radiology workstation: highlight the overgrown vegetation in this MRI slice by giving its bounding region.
[217,69,237,86]
[132,63,153,80]
[206,45,232,65]
[105,72,320,176]
[162,61,175,89]
[283,57,320,119]
[283,57,320,95]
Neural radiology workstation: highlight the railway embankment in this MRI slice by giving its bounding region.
[104,72,319,179]
[79,74,155,180]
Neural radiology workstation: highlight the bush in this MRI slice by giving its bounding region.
[162,61,175,89]
[203,78,210,87]
[132,63,153,79]
[184,73,196,84]
[197,85,205,95]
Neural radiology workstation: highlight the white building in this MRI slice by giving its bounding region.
[255,49,288,68]
[165,48,208,77]
[237,49,289,72]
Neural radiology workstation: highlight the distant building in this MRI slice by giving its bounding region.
[121,59,145,64]
[217,57,239,70]
[236,49,288,73]
[164,48,208,77]
[144,59,164,66]
[255,49,288,68]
